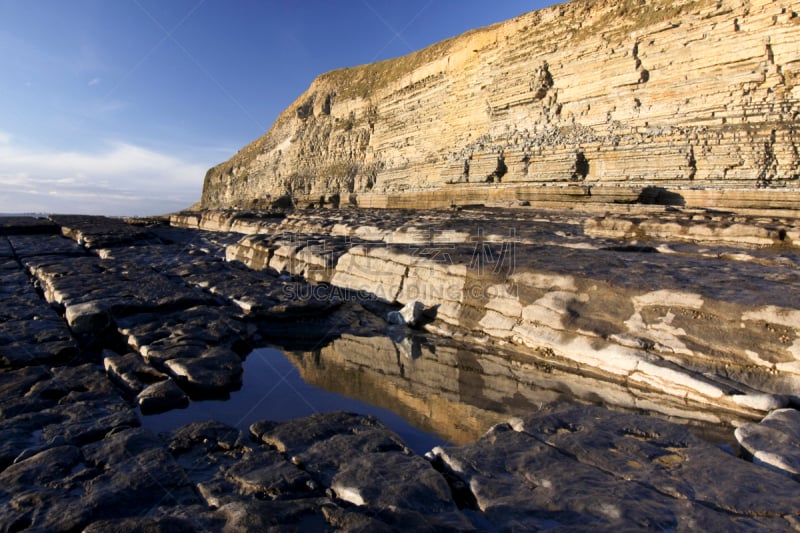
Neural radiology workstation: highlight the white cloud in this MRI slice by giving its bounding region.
[88,77,102,86]
[0,140,209,216]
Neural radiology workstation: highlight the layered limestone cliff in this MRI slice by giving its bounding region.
[200,0,800,209]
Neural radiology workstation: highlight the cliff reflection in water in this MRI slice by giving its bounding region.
[279,333,740,446]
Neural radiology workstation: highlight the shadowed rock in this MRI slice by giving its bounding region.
[137,378,189,414]
[736,408,800,480]
[431,404,800,530]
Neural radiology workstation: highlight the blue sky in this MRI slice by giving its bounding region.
[0,1,550,216]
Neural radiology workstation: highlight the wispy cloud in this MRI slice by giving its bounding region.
[88,77,102,87]
[0,139,208,216]
[89,99,128,115]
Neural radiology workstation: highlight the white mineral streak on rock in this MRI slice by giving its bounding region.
[331,248,407,303]
[479,310,518,339]
[744,350,776,369]
[512,323,640,376]
[521,291,589,330]
[624,290,705,357]
[512,272,578,292]
[741,306,800,330]
[631,361,725,399]
[331,483,366,506]
[742,307,800,370]
[729,393,788,412]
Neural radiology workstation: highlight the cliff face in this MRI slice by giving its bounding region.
[200,0,800,209]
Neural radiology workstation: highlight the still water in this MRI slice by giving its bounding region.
[140,332,742,454]
[139,346,449,454]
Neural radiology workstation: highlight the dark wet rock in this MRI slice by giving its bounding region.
[65,300,113,334]
[83,515,201,533]
[0,216,59,235]
[216,499,332,532]
[118,306,252,362]
[224,448,317,498]
[319,505,394,532]
[255,300,391,345]
[168,421,250,486]
[142,342,209,368]
[255,411,386,455]
[163,346,243,393]
[0,364,131,465]
[41,401,139,446]
[25,255,103,303]
[0,365,51,417]
[165,422,312,510]
[331,452,457,513]
[0,411,66,469]
[82,427,164,467]
[321,503,479,532]
[292,426,409,486]
[30,255,219,318]
[0,488,90,533]
[167,258,342,318]
[0,422,205,532]
[256,412,467,525]
[104,350,167,396]
[0,314,78,368]
[0,445,91,532]
[0,444,82,488]
[432,404,800,531]
[170,420,247,454]
[195,477,241,508]
[49,214,155,248]
[512,405,800,517]
[83,447,199,520]
[137,378,189,414]
[248,420,278,440]
[736,408,800,479]
[80,427,195,524]
[7,233,86,259]
[28,363,127,407]
[19,364,139,445]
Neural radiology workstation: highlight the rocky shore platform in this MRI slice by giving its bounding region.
[1,207,799,531]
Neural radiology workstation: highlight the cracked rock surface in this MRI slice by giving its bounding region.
[1,213,798,531]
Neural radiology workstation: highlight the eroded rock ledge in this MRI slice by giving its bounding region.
[174,207,800,420]
[1,212,799,531]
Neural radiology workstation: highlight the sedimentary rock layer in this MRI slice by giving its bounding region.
[200,0,800,210]
[175,207,800,420]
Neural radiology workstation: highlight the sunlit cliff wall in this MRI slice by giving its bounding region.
[200,0,800,209]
